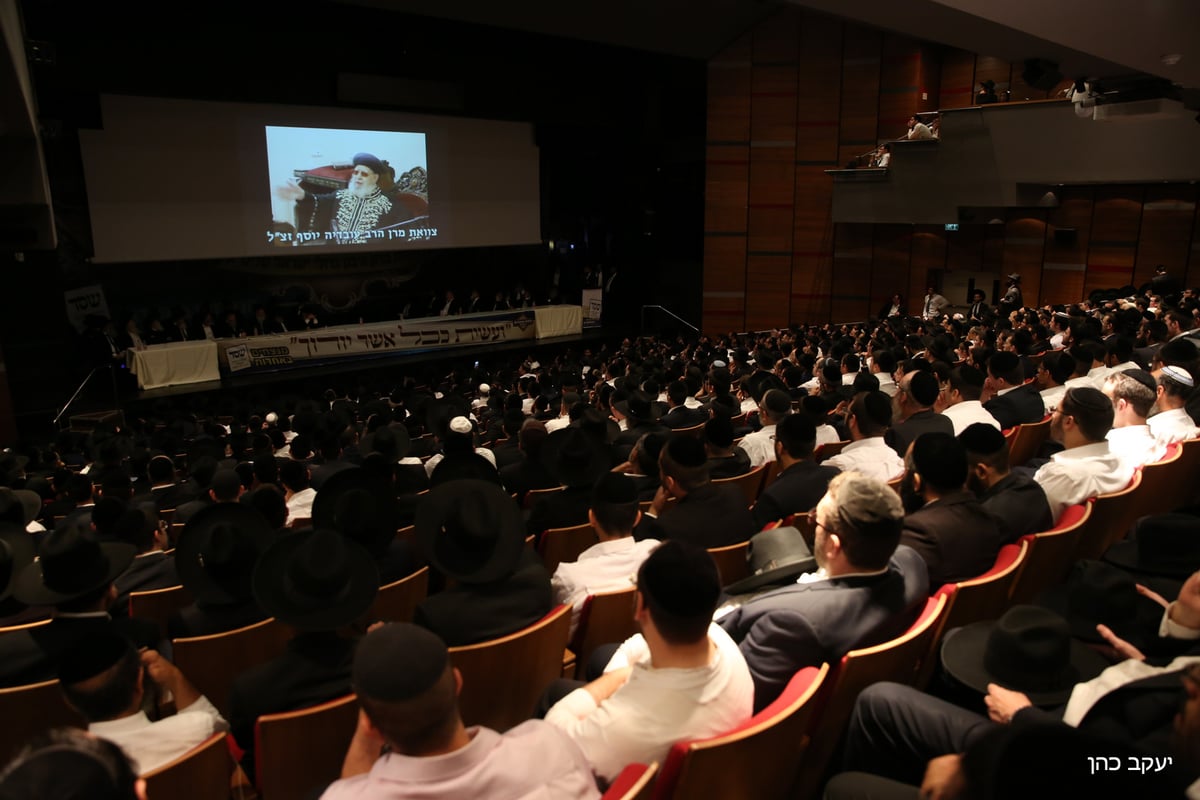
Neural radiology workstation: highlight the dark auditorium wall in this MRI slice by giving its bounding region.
[701,7,1199,331]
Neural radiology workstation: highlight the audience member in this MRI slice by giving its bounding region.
[823,392,906,482]
[959,423,1052,541]
[751,415,840,530]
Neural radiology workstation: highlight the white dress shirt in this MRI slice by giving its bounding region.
[739,425,777,468]
[823,437,906,482]
[551,537,661,637]
[942,400,1002,436]
[1033,441,1133,522]
[1149,408,1200,446]
[1105,424,1165,471]
[89,695,227,774]
[1040,385,1068,415]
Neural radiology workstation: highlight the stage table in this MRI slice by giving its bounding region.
[129,339,220,390]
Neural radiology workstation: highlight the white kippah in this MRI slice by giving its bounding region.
[478,383,491,394]
[449,416,473,434]
[265,412,278,424]
[712,360,727,369]
[1162,365,1195,387]
[530,361,541,370]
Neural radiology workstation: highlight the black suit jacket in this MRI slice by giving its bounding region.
[112,552,180,618]
[979,473,1053,542]
[707,449,752,481]
[900,491,1006,588]
[499,459,559,505]
[229,631,358,778]
[635,483,757,549]
[527,486,591,538]
[887,410,955,457]
[661,406,708,430]
[752,461,840,529]
[983,385,1045,429]
[414,549,553,647]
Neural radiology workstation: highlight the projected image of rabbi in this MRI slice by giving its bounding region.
[267,127,429,247]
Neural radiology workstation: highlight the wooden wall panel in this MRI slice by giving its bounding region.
[1008,60,1049,102]
[909,227,947,314]
[878,35,921,136]
[917,44,942,112]
[703,234,747,333]
[1188,197,1200,290]
[703,144,748,233]
[1085,188,1142,296]
[838,28,882,167]
[831,223,873,322]
[1137,186,1196,290]
[870,225,912,315]
[946,225,984,273]
[1043,188,1093,305]
[745,254,792,330]
[939,48,976,110]
[1002,212,1048,308]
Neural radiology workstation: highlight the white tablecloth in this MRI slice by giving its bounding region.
[129,340,220,390]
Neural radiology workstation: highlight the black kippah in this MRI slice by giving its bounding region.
[353,623,448,702]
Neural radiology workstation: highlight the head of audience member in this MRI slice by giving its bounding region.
[632,433,666,477]
[811,472,904,575]
[958,423,1012,495]
[209,469,245,504]
[847,391,892,441]
[351,623,467,757]
[147,456,175,487]
[111,506,165,554]
[900,432,968,513]
[246,484,289,531]
[1102,369,1156,427]
[896,371,939,421]
[634,540,720,650]
[12,523,134,614]
[278,460,310,495]
[1153,338,1199,375]
[773,414,817,468]
[517,418,548,461]
[758,389,791,427]
[588,473,641,540]
[944,365,985,409]
[1157,366,1195,411]
[985,351,1024,397]
[702,416,736,457]
[1051,387,1114,449]
[59,632,144,724]
[0,727,144,800]
[871,350,897,379]
[658,436,710,499]
[1037,350,1075,391]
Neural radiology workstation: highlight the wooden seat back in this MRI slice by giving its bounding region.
[1007,415,1051,468]
[0,679,85,765]
[1008,503,1092,604]
[255,693,358,799]
[707,541,751,587]
[142,732,231,799]
[449,604,572,731]
[539,523,599,574]
[571,588,639,677]
[129,584,193,638]
[172,617,293,718]
[712,463,767,507]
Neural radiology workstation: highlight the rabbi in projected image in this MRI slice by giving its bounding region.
[274,152,408,245]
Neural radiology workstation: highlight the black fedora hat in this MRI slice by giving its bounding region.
[1035,559,1163,648]
[12,523,135,606]
[542,428,610,489]
[415,480,525,584]
[940,605,1109,706]
[614,390,662,423]
[253,528,379,631]
[0,523,35,603]
[175,504,275,605]
[724,526,815,595]
[1104,513,1200,579]
[312,467,398,558]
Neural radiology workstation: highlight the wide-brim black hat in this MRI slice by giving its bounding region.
[542,428,610,489]
[0,523,36,602]
[940,605,1109,706]
[253,528,379,630]
[312,467,398,558]
[415,480,525,584]
[175,504,275,605]
[724,526,816,594]
[1035,559,1163,648]
[12,523,135,606]
[1103,513,1200,579]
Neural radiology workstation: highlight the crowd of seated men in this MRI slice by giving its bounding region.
[2,278,1200,797]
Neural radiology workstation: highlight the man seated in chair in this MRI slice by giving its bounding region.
[718,473,929,711]
[544,540,754,784]
[551,473,660,638]
[274,153,412,246]
[59,631,228,775]
[322,623,600,799]
[751,414,840,530]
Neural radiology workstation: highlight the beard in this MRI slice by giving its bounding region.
[346,182,376,199]
[899,472,925,514]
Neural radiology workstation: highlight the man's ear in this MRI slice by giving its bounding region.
[453,667,464,697]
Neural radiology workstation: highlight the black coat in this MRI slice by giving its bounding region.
[752,461,840,530]
[635,483,757,549]
[983,385,1045,429]
[900,491,1006,588]
[0,614,162,688]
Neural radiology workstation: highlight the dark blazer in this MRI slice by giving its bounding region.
[706,449,752,480]
[492,439,524,472]
[661,406,708,430]
[229,631,358,778]
[415,549,553,647]
[111,552,180,618]
[308,459,355,491]
[167,601,269,640]
[635,483,757,549]
[900,491,1006,588]
[0,614,162,688]
[527,486,591,538]
[979,472,1053,542]
[887,410,955,457]
[719,545,929,710]
[983,385,1045,429]
[752,461,841,530]
[499,458,559,505]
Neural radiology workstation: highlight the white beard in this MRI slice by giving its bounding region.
[346,182,375,199]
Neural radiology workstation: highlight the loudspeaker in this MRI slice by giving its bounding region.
[1023,59,1063,92]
